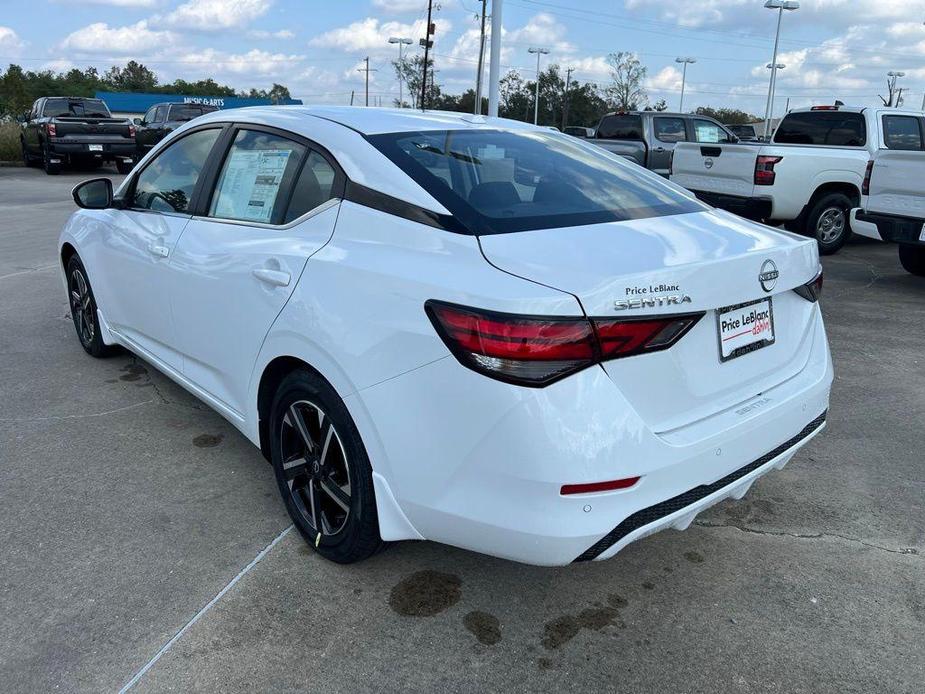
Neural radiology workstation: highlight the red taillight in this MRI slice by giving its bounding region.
[561,477,641,495]
[793,268,823,302]
[862,160,874,196]
[754,155,782,186]
[811,105,839,110]
[128,124,136,138]
[45,123,57,137]
[426,301,703,387]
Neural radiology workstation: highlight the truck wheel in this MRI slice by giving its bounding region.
[116,159,134,175]
[898,244,925,277]
[805,192,853,255]
[21,139,36,167]
[42,145,61,175]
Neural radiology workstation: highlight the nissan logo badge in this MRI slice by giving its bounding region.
[759,259,779,293]
[704,158,714,170]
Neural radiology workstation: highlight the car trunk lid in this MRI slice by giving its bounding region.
[478,209,821,432]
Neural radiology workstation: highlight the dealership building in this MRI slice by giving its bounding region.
[95,91,303,119]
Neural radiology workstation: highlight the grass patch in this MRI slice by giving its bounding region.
[0,122,23,163]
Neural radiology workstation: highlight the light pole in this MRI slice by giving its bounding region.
[675,57,696,112]
[767,63,785,130]
[887,71,905,108]
[388,37,413,108]
[528,47,549,125]
[488,0,504,117]
[763,0,799,140]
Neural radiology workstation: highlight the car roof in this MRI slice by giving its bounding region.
[191,105,541,136]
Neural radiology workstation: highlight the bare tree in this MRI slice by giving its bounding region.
[605,52,647,111]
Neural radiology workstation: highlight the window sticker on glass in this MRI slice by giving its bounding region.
[213,149,292,223]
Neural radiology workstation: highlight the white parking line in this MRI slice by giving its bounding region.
[118,524,295,693]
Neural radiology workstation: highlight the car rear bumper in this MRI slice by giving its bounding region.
[48,141,136,158]
[352,309,833,566]
[690,190,772,221]
[854,210,924,245]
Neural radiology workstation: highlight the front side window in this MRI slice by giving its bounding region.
[368,129,706,234]
[693,119,725,143]
[882,116,923,151]
[653,117,686,143]
[774,111,866,146]
[143,107,157,124]
[131,128,221,213]
[209,129,306,224]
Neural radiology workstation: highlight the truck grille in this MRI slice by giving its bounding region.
[573,411,827,562]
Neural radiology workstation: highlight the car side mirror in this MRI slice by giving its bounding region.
[72,178,113,210]
[133,117,143,126]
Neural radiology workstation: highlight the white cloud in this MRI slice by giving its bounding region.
[59,21,177,54]
[647,65,683,91]
[506,12,575,53]
[372,0,456,11]
[61,0,159,6]
[164,0,273,31]
[309,16,452,53]
[172,47,304,76]
[249,29,295,40]
[0,26,25,55]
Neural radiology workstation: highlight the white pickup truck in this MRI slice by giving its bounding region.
[850,119,925,276]
[670,105,925,255]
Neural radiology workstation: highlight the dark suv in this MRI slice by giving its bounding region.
[135,102,220,156]
[21,97,135,175]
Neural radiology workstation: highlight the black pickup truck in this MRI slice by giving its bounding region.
[134,102,219,156]
[21,97,135,175]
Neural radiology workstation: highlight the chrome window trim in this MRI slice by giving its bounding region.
[190,197,341,230]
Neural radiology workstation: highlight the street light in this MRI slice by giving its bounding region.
[763,0,799,140]
[767,63,785,128]
[675,57,696,112]
[528,47,550,125]
[388,37,413,108]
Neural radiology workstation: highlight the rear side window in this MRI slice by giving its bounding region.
[132,128,221,213]
[283,151,339,223]
[596,115,643,140]
[882,115,923,150]
[169,104,216,121]
[367,128,706,235]
[692,119,726,143]
[653,117,686,143]
[774,111,866,146]
[209,129,306,224]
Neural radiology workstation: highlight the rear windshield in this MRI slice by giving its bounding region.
[168,104,219,121]
[596,115,643,140]
[44,98,111,118]
[773,111,866,146]
[367,129,705,235]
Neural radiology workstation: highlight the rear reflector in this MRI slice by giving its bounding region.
[793,268,823,302]
[754,155,782,186]
[561,477,641,495]
[861,160,874,196]
[426,300,703,387]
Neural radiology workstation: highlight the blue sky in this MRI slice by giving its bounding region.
[2,0,925,117]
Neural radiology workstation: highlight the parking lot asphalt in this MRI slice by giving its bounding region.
[1,165,922,693]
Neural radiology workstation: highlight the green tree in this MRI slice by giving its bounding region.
[268,83,291,103]
[605,52,647,111]
[693,106,757,124]
[104,60,158,92]
[393,54,440,109]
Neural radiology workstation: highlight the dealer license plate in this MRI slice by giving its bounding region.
[717,298,775,362]
[88,144,103,152]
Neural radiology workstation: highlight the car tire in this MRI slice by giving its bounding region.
[66,255,117,358]
[269,369,384,564]
[898,244,925,277]
[116,159,134,175]
[804,192,853,255]
[42,144,61,175]
[21,139,36,167]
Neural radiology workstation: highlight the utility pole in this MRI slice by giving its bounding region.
[562,67,573,130]
[357,57,378,107]
[528,47,549,125]
[421,0,435,111]
[474,0,488,114]
[350,90,354,106]
[488,0,503,117]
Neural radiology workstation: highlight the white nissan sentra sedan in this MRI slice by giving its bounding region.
[60,106,832,566]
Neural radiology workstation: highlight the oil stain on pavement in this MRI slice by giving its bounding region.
[463,610,502,645]
[388,570,462,617]
[193,433,224,448]
[541,594,627,650]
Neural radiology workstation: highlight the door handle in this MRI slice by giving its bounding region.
[148,243,169,258]
[252,268,291,287]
